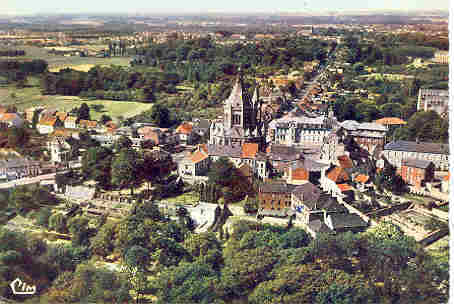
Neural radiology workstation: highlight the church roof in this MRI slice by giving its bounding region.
[224,75,246,107]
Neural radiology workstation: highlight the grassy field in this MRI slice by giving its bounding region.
[0,83,152,121]
[0,46,132,72]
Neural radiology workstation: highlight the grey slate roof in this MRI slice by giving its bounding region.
[402,158,434,169]
[259,181,295,193]
[292,182,321,203]
[308,219,333,234]
[290,157,329,172]
[207,144,242,158]
[329,213,368,229]
[384,140,449,155]
[194,119,211,130]
[268,145,303,161]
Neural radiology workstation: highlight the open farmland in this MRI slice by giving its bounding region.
[0,85,152,121]
[0,46,132,72]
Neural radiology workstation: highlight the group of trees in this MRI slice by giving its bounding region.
[133,36,328,73]
[81,137,171,193]
[41,65,178,101]
[0,59,48,87]
[147,219,448,304]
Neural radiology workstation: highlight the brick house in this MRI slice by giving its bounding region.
[400,158,435,189]
[258,182,294,217]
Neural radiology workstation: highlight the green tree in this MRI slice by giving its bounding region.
[150,103,171,127]
[68,216,91,247]
[7,127,29,148]
[77,103,90,121]
[111,148,144,195]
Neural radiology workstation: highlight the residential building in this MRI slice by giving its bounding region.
[258,181,294,217]
[0,157,41,180]
[382,140,449,171]
[433,51,449,64]
[192,118,211,138]
[37,116,61,134]
[78,119,98,130]
[325,213,368,233]
[47,137,71,163]
[0,113,25,128]
[400,158,435,189]
[64,116,78,129]
[293,189,348,224]
[339,120,387,154]
[178,146,210,183]
[175,122,194,145]
[417,89,449,117]
[268,110,336,146]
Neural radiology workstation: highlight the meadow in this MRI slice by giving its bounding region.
[0,82,152,121]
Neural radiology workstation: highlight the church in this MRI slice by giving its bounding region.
[209,71,267,150]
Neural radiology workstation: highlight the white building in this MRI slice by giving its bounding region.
[382,140,449,171]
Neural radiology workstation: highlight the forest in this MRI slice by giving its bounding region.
[0,196,447,304]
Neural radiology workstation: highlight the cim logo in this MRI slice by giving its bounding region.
[10,278,36,295]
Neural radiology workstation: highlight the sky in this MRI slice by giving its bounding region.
[1,0,449,15]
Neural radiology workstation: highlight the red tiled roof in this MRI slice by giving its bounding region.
[176,123,193,135]
[39,116,57,126]
[374,117,407,125]
[79,120,97,128]
[338,155,353,169]
[337,183,353,192]
[0,113,19,122]
[56,112,67,122]
[291,168,309,181]
[241,143,259,159]
[326,166,349,183]
[191,151,208,164]
[354,174,369,184]
[199,144,208,153]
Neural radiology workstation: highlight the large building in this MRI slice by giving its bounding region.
[210,72,266,150]
[267,108,336,147]
[382,140,449,171]
[339,120,388,154]
[417,89,449,118]
[433,51,449,64]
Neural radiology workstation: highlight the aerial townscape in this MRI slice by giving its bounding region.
[0,2,449,303]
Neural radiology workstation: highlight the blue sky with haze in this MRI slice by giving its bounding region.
[0,0,449,14]
[1,0,449,14]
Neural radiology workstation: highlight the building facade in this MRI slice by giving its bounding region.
[417,89,449,118]
[400,158,435,189]
[382,140,449,171]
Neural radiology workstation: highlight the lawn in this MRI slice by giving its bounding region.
[0,84,152,122]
